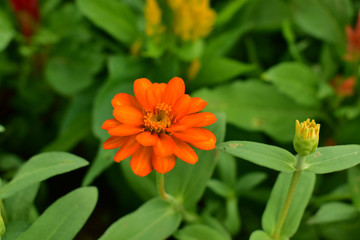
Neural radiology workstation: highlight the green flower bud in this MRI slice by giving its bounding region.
[293,119,320,156]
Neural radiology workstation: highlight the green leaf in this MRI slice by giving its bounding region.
[236,172,267,195]
[0,10,14,52]
[305,145,360,174]
[2,222,30,240]
[216,0,250,27]
[76,0,138,45]
[107,55,147,81]
[262,172,316,238]
[193,58,257,87]
[291,0,347,46]
[175,224,228,240]
[0,125,4,133]
[99,198,181,240]
[192,81,321,142]
[45,47,104,95]
[308,202,358,224]
[219,141,296,172]
[263,62,320,107]
[166,113,226,208]
[348,166,360,209]
[0,152,88,199]
[216,151,237,187]
[4,183,39,221]
[17,187,98,240]
[249,230,273,240]
[200,214,232,240]
[207,179,233,198]
[224,198,241,236]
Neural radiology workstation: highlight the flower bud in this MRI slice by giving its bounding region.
[293,119,320,156]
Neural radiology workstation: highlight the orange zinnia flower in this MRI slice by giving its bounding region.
[101,77,217,177]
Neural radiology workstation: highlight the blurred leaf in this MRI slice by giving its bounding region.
[0,152,88,199]
[175,224,228,240]
[192,81,322,142]
[193,58,256,87]
[0,125,4,133]
[166,113,226,208]
[308,202,358,224]
[224,198,241,236]
[216,0,250,27]
[348,166,360,208]
[172,40,204,62]
[2,222,30,240]
[219,141,296,172]
[200,213,232,240]
[108,55,147,81]
[236,171,267,195]
[92,81,133,140]
[291,0,348,46]
[207,179,233,198]
[46,46,104,95]
[263,62,320,107]
[77,0,138,45]
[42,0,62,17]
[241,0,290,30]
[249,230,273,240]
[42,111,91,152]
[120,162,157,200]
[0,10,14,52]
[306,145,360,174]
[17,187,98,240]
[99,198,181,240]
[4,183,39,221]
[82,147,116,186]
[262,172,316,238]
[216,151,237,187]
[318,219,360,240]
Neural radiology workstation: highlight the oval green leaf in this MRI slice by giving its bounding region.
[305,145,360,174]
[0,152,88,199]
[17,187,98,240]
[175,224,228,240]
[262,172,316,238]
[99,198,181,240]
[219,141,296,172]
[308,202,358,225]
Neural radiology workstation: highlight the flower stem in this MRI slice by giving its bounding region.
[156,172,168,200]
[0,200,8,223]
[272,155,305,240]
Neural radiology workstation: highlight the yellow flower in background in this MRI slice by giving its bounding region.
[145,0,165,36]
[167,0,216,41]
[293,119,320,156]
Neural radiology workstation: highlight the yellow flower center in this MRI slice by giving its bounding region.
[144,103,172,133]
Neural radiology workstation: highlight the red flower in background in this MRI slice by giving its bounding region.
[331,75,356,97]
[102,77,217,177]
[9,0,40,38]
[344,11,360,62]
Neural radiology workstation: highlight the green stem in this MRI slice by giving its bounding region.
[272,155,306,240]
[0,200,7,223]
[156,173,168,200]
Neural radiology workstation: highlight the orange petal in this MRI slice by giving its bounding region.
[172,136,198,164]
[188,139,216,150]
[163,77,185,106]
[172,94,191,120]
[103,136,129,149]
[152,154,176,174]
[166,124,186,132]
[113,105,144,126]
[114,135,140,162]
[177,112,217,128]
[101,119,120,130]
[134,78,152,110]
[108,125,143,136]
[153,133,175,157]
[172,127,213,142]
[145,83,166,111]
[136,131,158,146]
[188,97,207,114]
[111,93,142,110]
[130,146,153,176]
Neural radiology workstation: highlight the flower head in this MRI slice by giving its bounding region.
[167,0,216,41]
[145,0,165,37]
[344,11,360,62]
[102,77,217,176]
[293,119,320,156]
[9,0,40,39]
